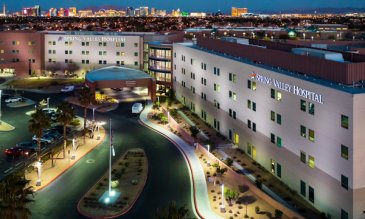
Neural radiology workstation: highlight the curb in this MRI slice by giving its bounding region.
[34,129,107,191]
[77,149,149,219]
[138,119,205,219]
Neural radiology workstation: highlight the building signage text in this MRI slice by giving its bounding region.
[60,36,126,42]
[254,73,324,104]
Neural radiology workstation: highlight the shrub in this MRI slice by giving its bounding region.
[274,209,283,218]
[160,115,168,124]
[255,206,260,213]
[225,158,234,167]
[70,119,81,126]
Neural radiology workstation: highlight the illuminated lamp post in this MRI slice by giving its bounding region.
[220,183,225,212]
[104,118,116,204]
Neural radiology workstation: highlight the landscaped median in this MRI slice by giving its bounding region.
[77,148,148,219]
[0,121,15,131]
[25,126,106,191]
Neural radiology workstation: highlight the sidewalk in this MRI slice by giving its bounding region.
[25,127,106,191]
[139,105,223,219]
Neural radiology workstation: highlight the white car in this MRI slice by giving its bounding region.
[61,85,74,93]
[132,103,143,114]
[5,97,23,103]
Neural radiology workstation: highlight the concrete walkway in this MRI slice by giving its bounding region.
[139,105,223,219]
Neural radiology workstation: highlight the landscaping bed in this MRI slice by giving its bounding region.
[77,148,148,218]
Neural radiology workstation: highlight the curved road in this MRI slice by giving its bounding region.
[1,90,196,219]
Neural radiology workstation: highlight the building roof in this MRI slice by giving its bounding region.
[86,66,151,82]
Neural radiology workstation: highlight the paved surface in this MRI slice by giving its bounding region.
[140,105,223,219]
[8,91,196,219]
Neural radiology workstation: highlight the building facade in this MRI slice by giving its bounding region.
[173,39,365,219]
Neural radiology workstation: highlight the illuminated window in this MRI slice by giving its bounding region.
[341,115,349,129]
[309,129,315,142]
[341,145,348,160]
[271,111,275,121]
[308,155,315,168]
[247,100,252,109]
[300,125,306,138]
[300,100,306,111]
[213,83,220,92]
[248,80,256,90]
[229,73,237,83]
[276,91,282,101]
[308,102,315,115]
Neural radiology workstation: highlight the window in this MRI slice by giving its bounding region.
[213,67,220,76]
[300,125,306,138]
[214,83,220,92]
[341,209,348,219]
[277,114,282,125]
[341,175,348,190]
[214,119,220,131]
[247,143,252,155]
[213,100,220,109]
[308,155,315,168]
[229,129,232,140]
[276,136,282,147]
[229,91,236,101]
[301,100,306,111]
[233,111,236,119]
[134,43,138,47]
[341,145,349,160]
[341,115,349,129]
[201,62,206,70]
[253,123,256,132]
[247,100,252,109]
[300,180,306,197]
[248,80,256,90]
[276,163,281,178]
[308,102,315,115]
[248,120,251,129]
[300,151,306,163]
[201,78,206,86]
[190,72,195,79]
[134,52,138,56]
[190,58,194,65]
[271,111,275,121]
[271,133,275,143]
[276,91,282,101]
[309,129,315,142]
[271,89,275,99]
[252,102,256,111]
[134,61,138,66]
[229,73,237,83]
[308,186,314,203]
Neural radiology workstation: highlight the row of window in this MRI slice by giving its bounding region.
[48,50,137,56]
[270,133,282,147]
[300,151,315,168]
[270,111,282,125]
[48,41,136,47]
[48,59,138,66]
[300,125,315,142]
[9,41,36,46]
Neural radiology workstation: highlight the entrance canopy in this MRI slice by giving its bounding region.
[85,66,156,101]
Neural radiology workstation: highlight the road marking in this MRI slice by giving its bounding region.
[15,162,22,167]
[4,167,13,174]
[85,159,95,164]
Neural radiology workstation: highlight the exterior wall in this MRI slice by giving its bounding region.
[173,42,365,218]
[44,33,143,75]
[0,31,44,77]
[147,43,173,89]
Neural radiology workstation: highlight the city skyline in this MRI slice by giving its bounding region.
[4,0,365,12]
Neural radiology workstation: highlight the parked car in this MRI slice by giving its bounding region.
[132,103,143,114]
[16,141,38,150]
[61,85,74,92]
[45,129,62,139]
[5,97,23,103]
[52,125,72,135]
[4,147,23,157]
[32,133,55,144]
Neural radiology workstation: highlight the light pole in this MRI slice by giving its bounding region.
[71,138,76,160]
[0,90,2,125]
[220,183,225,212]
[92,108,95,121]
[303,33,306,40]
[207,144,211,166]
[107,119,116,200]
[36,161,42,186]
[47,97,50,109]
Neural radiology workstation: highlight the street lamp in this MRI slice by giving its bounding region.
[220,183,225,212]
[207,144,211,166]
[36,161,42,186]
[47,97,50,109]
[303,33,306,40]
[71,138,76,160]
[0,90,2,125]
[92,108,95,121]
[105,118,116,204]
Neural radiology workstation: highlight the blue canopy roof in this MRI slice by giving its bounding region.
[86,66,152,82]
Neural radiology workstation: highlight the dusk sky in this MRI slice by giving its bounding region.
[5,0,365,12]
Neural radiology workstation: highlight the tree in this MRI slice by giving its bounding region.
[57,102,75,158]
[77,86,95,143]
[225,158,234,167]
[63,63,80,77]
[189,126,200,141]
[0,172,34,219]
[29,109,51,164]
[45,62,61,76]
[224,188,239,205]
[155,201,189,219]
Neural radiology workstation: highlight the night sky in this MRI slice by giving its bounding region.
[4,0,365,12]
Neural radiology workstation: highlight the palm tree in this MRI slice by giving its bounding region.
[0,172,34,219]
[155,201,189,219]
[77,86,95,142]
[57,102,75,158]
[29,108,51,185]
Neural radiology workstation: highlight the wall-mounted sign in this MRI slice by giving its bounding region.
[254,72,324,104]
[59,36,125,42]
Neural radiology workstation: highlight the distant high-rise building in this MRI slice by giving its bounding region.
[49,8,57,16]
[156,10,166,17]
[231,7,248,17]
[58,8,65,17]
[0,4,6,16]
[171,8,181,17]
[78,10,93,17]
[35,5,41,16]
[22,5,41,16]
[69,7,77,16]
[126,7,134,16]
[140,6,148,16]
[150,8,156,16]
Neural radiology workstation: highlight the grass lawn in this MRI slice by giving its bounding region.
[8,78,84,89]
